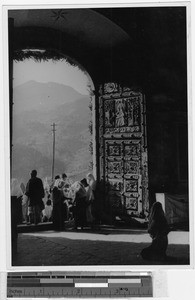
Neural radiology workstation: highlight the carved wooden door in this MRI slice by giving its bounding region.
[98,83,148,217]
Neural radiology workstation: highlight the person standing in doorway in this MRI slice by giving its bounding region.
[71,181,87,230]
[86,173,101,225]
[25,170,45,225]
[80,178,94,227]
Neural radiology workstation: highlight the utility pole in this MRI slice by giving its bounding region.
[51,123,57,182]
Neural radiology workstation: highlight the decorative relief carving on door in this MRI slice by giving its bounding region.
[125,197,138,210]
[107,144,121,156]
[115,99,126,127]
[107,160,122,175]
[104,99,115,127]
[98,83,148,217]
[125,179,138,192]
[124,143,140,156]
[124,161,139,174]
[102,96,142,135]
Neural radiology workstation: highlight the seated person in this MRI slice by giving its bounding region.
[42,198,53,222]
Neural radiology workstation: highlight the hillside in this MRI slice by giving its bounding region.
[12,81,93,185]
[13,80,85,113]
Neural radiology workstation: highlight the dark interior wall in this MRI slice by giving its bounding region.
[10,7,187,97]
[146,97,188,198]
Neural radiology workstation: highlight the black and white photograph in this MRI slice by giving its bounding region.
[7,4,191,267]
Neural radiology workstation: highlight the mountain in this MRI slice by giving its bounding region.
[13,80,85,113]
[12,81,93,185]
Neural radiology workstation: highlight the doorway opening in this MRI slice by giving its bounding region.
[12,52,95,193]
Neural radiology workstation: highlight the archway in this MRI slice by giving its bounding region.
[12,55,96,186]
[9,8,149,222]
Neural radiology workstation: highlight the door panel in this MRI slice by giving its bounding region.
[98,83,148,217]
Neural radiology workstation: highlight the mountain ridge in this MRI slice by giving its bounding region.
[12,81,93,184]
[13,80,88,114]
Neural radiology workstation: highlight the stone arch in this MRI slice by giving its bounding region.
[9,8,149,218]
[8,7,136,177]
[9,8,138,86]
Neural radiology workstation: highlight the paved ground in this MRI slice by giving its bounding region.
[13,226,190,266]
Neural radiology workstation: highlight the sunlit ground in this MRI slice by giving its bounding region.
[21,230,189,245]
[13,230,190,266]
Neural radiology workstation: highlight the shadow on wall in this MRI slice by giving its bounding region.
[94,179,147,229]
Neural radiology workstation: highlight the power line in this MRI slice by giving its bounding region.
[51,123,57,182]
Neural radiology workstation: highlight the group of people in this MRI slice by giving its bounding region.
[14,170,99,231]
[11,170,171,262]
[51,173,97,231]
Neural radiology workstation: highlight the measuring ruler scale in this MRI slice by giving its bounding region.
[7,272,153,298]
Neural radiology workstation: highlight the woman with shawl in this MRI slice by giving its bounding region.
[71,181,87,230]
[86,173,100,224]
[11,178,24,224]
[52,176,64,231]
[86,173,96,192]
[141,202,170,261]
[80,178,94,226]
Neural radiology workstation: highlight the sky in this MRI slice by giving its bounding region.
[13,59,93,95]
